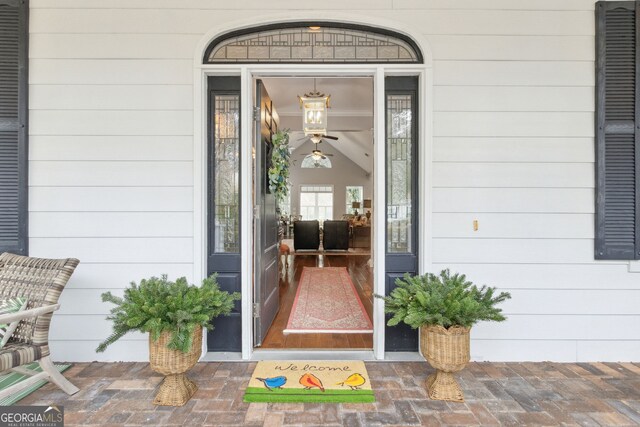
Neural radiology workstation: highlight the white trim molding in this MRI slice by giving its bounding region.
[193,15,433,361]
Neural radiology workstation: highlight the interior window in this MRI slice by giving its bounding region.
[346,186,364,215]
[300,185,333,224]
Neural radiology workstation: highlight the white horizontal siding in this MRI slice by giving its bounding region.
[470,340,579,363]
[30,212,193,237]
[51,339,640,364]
[433,188,594,213]
[30,85,192,110]
[432,213,593,238]
[30,0,394,10]
[433,163,594,188]
[435,112,593,137]
[29,136,193,161]
[473,315,640,341]
[432,263,639,290]
[30,237,193,263]
[471,339,640,362]
[434,61,594,86]
[50,315,145,342]
[58,289,122,315]
[30,34,201,59]
[55,313,638,344]
[393,1,596,11]
[434,86,594,112]
[29,161,192,187]
[385,10,594,36]
[502,290,640,315]
[433,138,594,163]
[29,59,192,85]
[29,9,247,34]
[427,35,593,61]
[576,341,640,362]
[57,288,640,317]
[67,263,194,289]
[432,238,596,264]
[26,0,640,363]
[29,9,594,36]
[50,340,149,363]
[29,187,193,212]
[472,340,640,363]
[28,0,596,11]
[30,111,193,136]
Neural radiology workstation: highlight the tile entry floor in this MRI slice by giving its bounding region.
[17,361,640,426]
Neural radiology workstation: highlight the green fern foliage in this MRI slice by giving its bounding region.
[376,269,511,329]
[96,274,240,353]
[268,129,291,203]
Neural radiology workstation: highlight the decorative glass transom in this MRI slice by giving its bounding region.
[204,23,422,64]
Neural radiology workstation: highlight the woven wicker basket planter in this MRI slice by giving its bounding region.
[149,325,202,406]
[420,325,470,402]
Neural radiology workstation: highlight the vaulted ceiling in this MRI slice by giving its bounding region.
[261,77,374,173]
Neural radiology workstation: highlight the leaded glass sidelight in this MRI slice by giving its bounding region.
[213,95,240,253]
[386,94,413,253]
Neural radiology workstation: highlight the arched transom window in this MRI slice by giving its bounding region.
[204,22,422,64]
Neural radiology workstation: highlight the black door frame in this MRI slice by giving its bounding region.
[206,76,243,352]
[204,68,428,358]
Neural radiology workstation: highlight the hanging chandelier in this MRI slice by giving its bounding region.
[298,79,330,137]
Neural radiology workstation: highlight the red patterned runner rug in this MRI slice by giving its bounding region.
[284,267,373,334]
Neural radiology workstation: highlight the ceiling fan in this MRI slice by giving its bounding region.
[297,132,339,145]
[299,141,334,160]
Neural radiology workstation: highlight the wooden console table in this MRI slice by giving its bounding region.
[351,226,371,249]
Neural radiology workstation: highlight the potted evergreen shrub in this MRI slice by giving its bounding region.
[97,275,240,406]
[376,269,510,402]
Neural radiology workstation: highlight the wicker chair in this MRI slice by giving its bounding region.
[0,252,80,400]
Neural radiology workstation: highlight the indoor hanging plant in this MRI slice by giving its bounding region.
[268,129,291,204]
[97,274,240,406]
[376,269,511,402]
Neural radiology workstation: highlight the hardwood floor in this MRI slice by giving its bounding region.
[259,254,374,349]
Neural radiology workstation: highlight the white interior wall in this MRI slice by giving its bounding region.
[289,141,372,220]
[27,0,640,362]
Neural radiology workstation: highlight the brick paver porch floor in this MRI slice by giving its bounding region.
[17,361,640,426]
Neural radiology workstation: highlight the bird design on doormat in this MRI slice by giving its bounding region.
[256,376,287,391]
[299,373,324,392]
[337,373,366,390]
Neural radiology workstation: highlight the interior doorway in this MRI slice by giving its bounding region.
[201,20,428,358]
[253,76,375,350]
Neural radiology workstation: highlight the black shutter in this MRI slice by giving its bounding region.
[595,1,640,260]
[0,0,29,255]
[0,0,27,255]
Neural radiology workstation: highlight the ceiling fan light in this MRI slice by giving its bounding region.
[309,135,323,144]
[301,154,332,169]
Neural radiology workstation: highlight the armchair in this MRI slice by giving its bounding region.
[322,220,350,251]
[293,220,320,251]
[0,253,80,400]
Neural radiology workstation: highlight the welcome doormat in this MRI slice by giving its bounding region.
[284,267,373,334]
[244,360,375,403]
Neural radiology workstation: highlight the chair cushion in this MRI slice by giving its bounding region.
[0,343,49,372]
